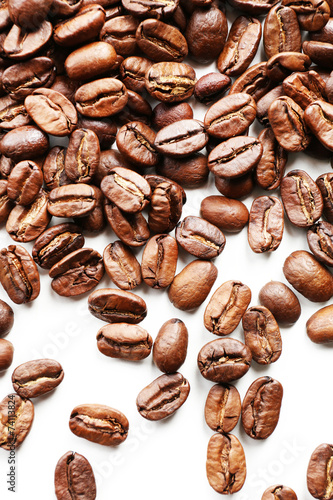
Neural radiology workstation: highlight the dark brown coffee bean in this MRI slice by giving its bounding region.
[280,170,323,227]
[95,150,133,185]
[206,433,246,495]
[264,5,302,58]
[89,288,147,324]
[104,199,150,247]
[304,100,333,151]
[248,196,284,253]
[55,451,96,500]
[48,184,97,219]
[116,121,158,168]
[75,78,128,118]
[268,97,310,152]
[194,73,230,106]
[122,0,178,18]
[144,173,187,204]
[116,89,152,126]
[96,323,152,360]
[54,4,106,47]
[0,125,49,162]
[0,180,13,223]
[198,337,252,383]
[307,221,333,266]
[310,15,333,44]
[175,215,225,259]
[283,71,327,110]
[307,443,333,499]
[145,62,196,103]
[229,62,273,102]
[69,404,128,446]
[0,393,34,450]
[136,372,190,420]
[255,128,288,191]
[136,19,187,62]
[205,384,241,434]
[12,359,64,398]
[0,339,14,371]
[259,281,301,325]
[141,234,178,288]
[158,154,208,188]
[0,299,14,338]
[215,172,255,199]
[208,136,263,178]
[77,118,116,152]
[152,102,193,131]
[316,173,333,223]
[65,42,117,82]
[99,15,139,58]
[282,0,330,31]
[8,0,52,27]
[4,21,53,61]
[65,129,100,184]
[74,189,106,231]
[262,485,298,500]
[303,40,333,69]
[0,96,31,131]
[154,119,208,157]
[120,57,152,94]
[283,250,333,302]
[101,167,151,213]
[201,195,249,233]
[50,76,81,105]
[7,161,43,206]
[153,319,188,373]
[103,241,141,290]
[0,245,40,304]
[148,181,184,233]
[267,52,312,82]
[242,376,283,439]
[306,304,333,344]
[42,146,71,191]
[169,260,217,311]
[32,223,84,270]
[256,86,285,126]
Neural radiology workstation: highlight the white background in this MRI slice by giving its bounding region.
[1,7,333,500]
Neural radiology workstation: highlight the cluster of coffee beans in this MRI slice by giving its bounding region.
[0,0,333,497]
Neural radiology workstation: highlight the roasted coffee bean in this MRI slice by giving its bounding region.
[201,195,249,233]
[52,0,83,15]
[169,260,217,311]
[215,172,255,199]
[185,6,227,63]
[2,58,56,101]
[229,62,272,102]
[54,4,106,47]
[69,404,129,446]
[153,319,188,373]
[136,372,190,420]
[283,250,333,302]
[264,5,302,58]
[204,281,251,336]
[175,216,225,259]
[7,161,43,206]
[307,221,333,266]
[0,1,10,32]
[255,128,288,191]
[303,40,333,69]
[32,223,84,270]
[261,485,298,500]
[89,288,147,324]
[268,97,310,152]
[0,245,40,304]
[304,100,333,151]
[280,170,323,227]
[75,78,128,118]
[141,234,178,288]
[310,15,333,43]
[96,150,133,185]
[204,93,256,140]
[194,73,231,105]
[148,181,183,233]
[257,86,285,126]
[259,281,301,325]
[42,147,71,191]
[145,173,186,204]
[0,126,49,162]
[4,21,53,61]
[307,443,333,499]
[206,433,246,495]
[0,339,14,371]
[12,359,64,398]
[48,184,96,218]
[0,156,15,179]
[248,196,284,253]
[101,167,151,213]
[8,0,52,27]
[54,451,96,500]
[145,62,196,103]
[198,338,252,383]
[327,73,333,103]
[6,189,51,243]
[49,248,104,297]
[152,102,193,130]
[51,76,81,105]
[64,129,100,184]
[0,299,14,337]
[242,376,283,439]
[283,71,326,110]
[25,89,77,137]
[136,19,187,62]
[306,304,333,343]
[120,57,152,94]
[154,119,208,157]
[103,241,141,290]
[104,199,150,247]
[282,0,330,31]
[74,186,105,233]
[96,323,152,360]
[0,180,14,223]
[205,384,241,433]
[77,117,116,151]
[158,154,208,188]
[229,0,279,13]
[217,16,261,77]
[100,15,139,58]
[267,52,312,82]
[122,0,178,17]
[0,96,31,130]
[65,42,117,82]
[116,121,158,168]
[0,393,34,450]
[117,89,152,126]
[208,136,263,178]
[316,173,333,223]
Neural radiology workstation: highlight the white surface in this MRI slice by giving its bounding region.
[0,12,332,500]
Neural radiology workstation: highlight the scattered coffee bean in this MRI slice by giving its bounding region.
[103,241,142,290]
[54,451,96,500]
[0,393,34,450]
[204,384,241,434]
[259,281,301,325]
[12,359,64,398]
[307,443,333,499]
[153,319,188,373]
[97,323,152,361]
[88,288,147,324]
[141,234,178,289]
[0,339,14,371]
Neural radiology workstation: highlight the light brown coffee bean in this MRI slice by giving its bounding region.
[12,359,64,398]
[0,393,34,450]
[248,196,284,253]
[141,234,178,289]
[259,281,301,325]
[103,241,141,290]
[88,288,147,324]
[96,323,152,361]
[205,384,241,433]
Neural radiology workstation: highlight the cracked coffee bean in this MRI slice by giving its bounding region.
[307,221,333,266]
[261,485,298,499]
[255,128,288,191]
[175,216,226,259]
[116,121,159,168]
[65,128,100,184]
[145,62,196,103]
[307,443,333,499]
[101,167,151,213]
[75,78,128,118]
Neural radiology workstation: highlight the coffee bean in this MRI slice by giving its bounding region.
[158,154,208,188]
[283,71,327,109]
[101,167,151,213]
[169,260,217,311]
[7,161,43,206]
[64,128,100,184]
[100,15,139,58]
[206,433,246,494]
[104,199,150,247]
[42,147,70,191]
[76,116,117,150]
[307,443,333,499]
[0,299,14,337]
[8,0,52,27]
[54,451,96,500]
[122,0,178,18]
[120,57,152,94]
[205,384,241,433]
[283,250,333,302]
[267,52,312,82]
[0,96,31,130]
[117,88,152,126]
[12,359,64,398]
[103,241,141,290]
[248,196,284,253]
[257,86,285,126]
[136,372,190,420]
[198,338,252,383]
[194,73,231,105]
[145,62,196,103]
[65,42,117,82]
[74,186,105,233]
[116,121,159,168]
[154,119,208,157]
[0,125,49,162]
[282,0,330,31]
[261,485,298,500]
[145,174,187,204]
[304,100,333,151]
[89,288,147,324]
[215,172,255,199]
[242,376,283,439]
[53,0,82,16]
[310,16,333,43]
[264,5,302,58]
[0,339,13,371]
[4,21,53,61]
[48,184,97,218]
[54,4,106,47]
[0,157,15,180]
[69,404,129,446]
[141,234,178,288]
[255,128,288,190]
[316,173,333,223]
[259,281,301,325]
[201,196,249,233]
[152,102,193,130]
[204,280,251,336]
[153,319,188,373]
[0,393,34,449]
[0,180,14,224]
[75,78,128,118]
[96,323,152,360]
[136,19,188,62]
[229,62,272,102]
[306,304,333,343]
[148,181,184,233]
[307,221,333,266]
[303,40,333,69]
[175,216,226,259]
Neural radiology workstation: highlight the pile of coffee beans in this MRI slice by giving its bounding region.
[0,0,332,497]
